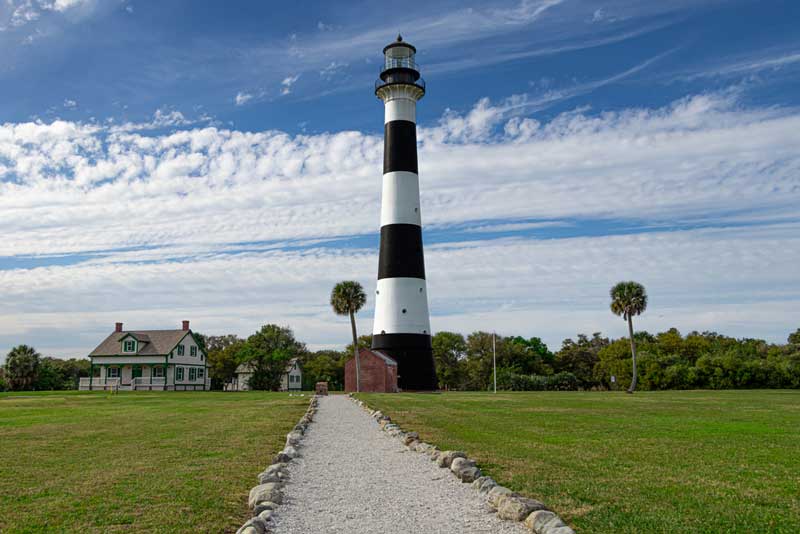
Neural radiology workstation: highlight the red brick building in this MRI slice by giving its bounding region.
[345,348,398,393]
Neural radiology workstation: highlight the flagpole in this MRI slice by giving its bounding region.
[493,332,497,394]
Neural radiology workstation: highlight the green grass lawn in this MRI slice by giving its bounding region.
[0,391,308,533]
[358,390,800,533]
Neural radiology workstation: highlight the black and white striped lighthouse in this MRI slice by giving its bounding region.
[371,35,437,391]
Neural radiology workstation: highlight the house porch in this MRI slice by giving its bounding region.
[79,362,209,391]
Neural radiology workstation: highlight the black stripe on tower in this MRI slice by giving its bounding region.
[377,224,425,280]
[384,120,418,174]
[372,333,431,349]
[372,333,437,391]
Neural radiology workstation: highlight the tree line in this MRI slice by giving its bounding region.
[427,327,800,391]
[0,345,90,391]
[218,326,800,392]
[3,326,799,392]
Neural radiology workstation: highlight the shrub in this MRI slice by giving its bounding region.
[496,369,579,391]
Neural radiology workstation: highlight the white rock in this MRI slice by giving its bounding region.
[248,483,283,508]
[437,451,466,468]
[497,496,547,521]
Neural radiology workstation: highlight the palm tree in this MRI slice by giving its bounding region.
[5,345,41,391]
[609,281,648,393]
[330,281,367,392]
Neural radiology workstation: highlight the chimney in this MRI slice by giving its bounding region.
[182,320,190,331]
[115,322,123,333]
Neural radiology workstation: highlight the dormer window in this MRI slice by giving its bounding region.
[177,345,185,356]
[190,346,197,357]
[123,340,136,353]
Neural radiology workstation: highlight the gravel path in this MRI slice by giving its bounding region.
[274,395,526,533]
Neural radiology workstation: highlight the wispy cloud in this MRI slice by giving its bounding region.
[106,108,210,133]
[319,61,347,80]
[463,221,570,233]
[217,0,697,102]
[281,74,299,95]
[680,50,800,80]
[235,91,253,106]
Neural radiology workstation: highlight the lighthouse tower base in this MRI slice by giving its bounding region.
[372,335,437,391]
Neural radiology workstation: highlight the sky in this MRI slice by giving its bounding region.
[1,0,799,360]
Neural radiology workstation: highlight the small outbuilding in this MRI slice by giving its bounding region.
[345,348,398,393]
[226,357,302,391]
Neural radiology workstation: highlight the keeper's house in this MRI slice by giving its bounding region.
[80,321,209,391]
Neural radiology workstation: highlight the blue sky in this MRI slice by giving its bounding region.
[1,0,799,360]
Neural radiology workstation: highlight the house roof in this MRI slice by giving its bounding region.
[236,357,300,375]
[358,348,397,366]
[89,330,193,357]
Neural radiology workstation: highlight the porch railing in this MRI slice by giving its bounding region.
[79,377,120,390]
[132,377,166,390]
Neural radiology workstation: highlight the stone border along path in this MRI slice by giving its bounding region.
[235,394,319,534]
[237,394,575,534]
[349,395,577,534]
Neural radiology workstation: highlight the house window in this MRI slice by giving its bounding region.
[190,346,197,357]
[107,367,120,378]
[123,340,136,353]
[176,367,184,381]
[152,366,165,378]
[189,368,197,381]
[197,368,204,379]
[177,345,185,356]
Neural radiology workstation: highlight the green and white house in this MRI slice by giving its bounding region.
[80,321,209,391]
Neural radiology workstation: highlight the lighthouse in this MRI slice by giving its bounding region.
[372,35,437,391]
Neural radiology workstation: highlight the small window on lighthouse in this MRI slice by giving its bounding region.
[419,288,423,292]
[402,308,407,314]
[376,290,380,294]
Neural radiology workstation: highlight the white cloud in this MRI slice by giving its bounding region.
[62,98,77,108]
[281,74,299,95]
[1,91,798,257]
[50,0,93,12]
[235,91,253,106]
[319,61,347,80]
[0,90,799,356]
[107,108,208,133]
[5,0,93,29]
[10,1,41,27]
